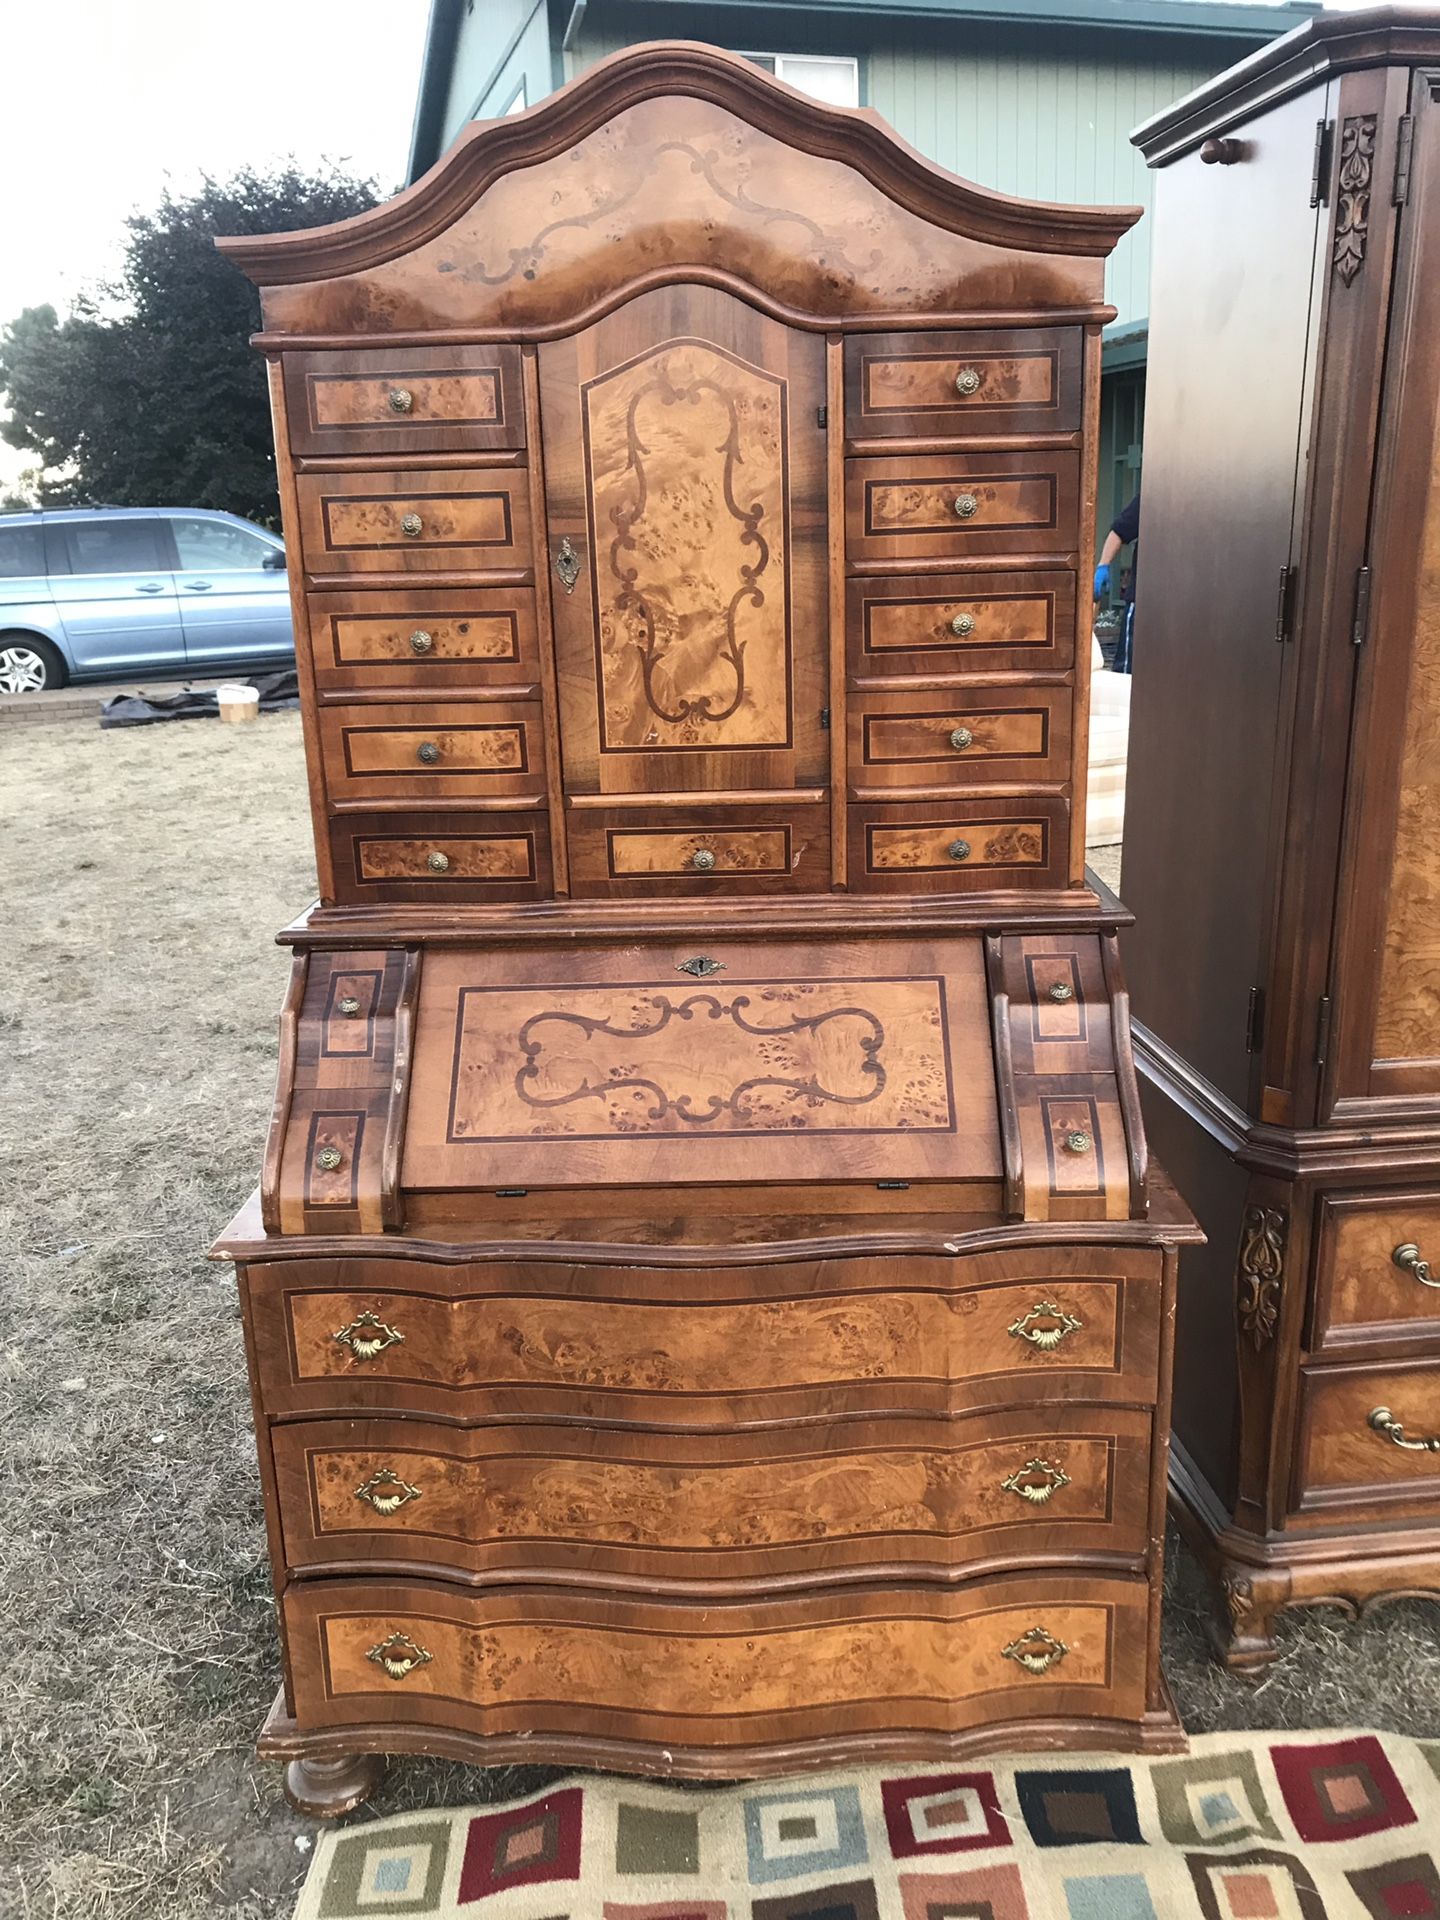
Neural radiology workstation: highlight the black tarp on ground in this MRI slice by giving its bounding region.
[99,669,300,727]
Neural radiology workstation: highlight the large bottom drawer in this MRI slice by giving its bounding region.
[271,1404,1154,1588]
[284,1571,1152,1745]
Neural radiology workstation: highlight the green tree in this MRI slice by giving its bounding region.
[0,164,379,525]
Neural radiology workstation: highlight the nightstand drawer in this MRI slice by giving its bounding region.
[849,687,1071,793]
[850,798,1068,890]
[844,329,1082,440]
[847,568,1076,679]
[1311,1193,1440,1354]
[567,805,829,896]
[319,700,545,803]
[329,812,551,905]
[1294,1357,1440,1520]
[296,468,531,575]
[307,587,539,693]
[284,345,525,456]
[846,452,1079,562]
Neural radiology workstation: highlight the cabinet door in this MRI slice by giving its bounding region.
[538,286,829,797]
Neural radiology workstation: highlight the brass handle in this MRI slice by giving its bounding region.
[691,848,717,872]
[953,493,980,519]
[409,629,434,655]
[333,1311,404,1361]
[416,741,441,765]
[1001,1458,1071,1506]
[1008,1300,1083,1351]
[1048,982,1074,1003]
[949,726,974,752]
[1393,1243,1440,1290]
[337,996,361,1018]
[555,535,581,593]
[399,512,423,538]
[366,1632,432,1682]
[1064,1130,1093,1155]
[426,850,451,873]
[947,839,971,862]
[954,367,982,396]
[315,1145,344,1172]
[355,1467,422,1516]
[1369,1407,1440,1453]
[950,612,976,637]
[1002,1625,1069,1675]
[387,387,413,414]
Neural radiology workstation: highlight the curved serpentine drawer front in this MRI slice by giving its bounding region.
[283,1572,1153,1747]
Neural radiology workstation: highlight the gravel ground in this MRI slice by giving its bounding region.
[2,709,1435,1919]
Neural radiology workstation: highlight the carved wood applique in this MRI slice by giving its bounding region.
[1236,1204,1288,1349]
[1333,114,1377,285]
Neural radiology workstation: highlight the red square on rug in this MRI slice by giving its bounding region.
[1270,1738,1417,1844]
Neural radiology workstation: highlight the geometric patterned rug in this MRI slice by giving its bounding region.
[293,1729,1440,1918]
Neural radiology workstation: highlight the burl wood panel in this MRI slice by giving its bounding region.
[1294,1357,1440,1518]
[844,329,1083,439]
[994,934,1116,1077]
[540,285,827,796]
[846,451,1079,562]
[1013,1076,1132,1224]
[284,345,525,456]
[846,568,1076,680]
[565,803,830,897]
[849,798,1068,891]
[329,811,551,906]
[402,938,1000,1192]
[247,1246,1164,1423]
[318,699,545,803]
[1310,1192,1440,1351]
[848,687,1070,793]
[285,1574,1149,1743]
[307,587,539,693]
[295,468,532,576]
[273,1405,1152,1586]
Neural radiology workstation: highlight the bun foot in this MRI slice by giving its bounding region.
[284,1750,386,1819]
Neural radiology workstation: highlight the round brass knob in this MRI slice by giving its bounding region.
[691,848,717,872]
[387,387,414,414]
[315,1145,344,1172]
[409,629,433,654]
[1048,982,1074,1003]
[953,493,980,520]
[337,996,361,1018]
[954,367,982,396]
[949,726,974,752]
[400,512,423,538]
[950,612,976,637]
[1064,1130,1093,1155]
[426,850,450,873]
[416,741,440,765]
[948,839,971,863]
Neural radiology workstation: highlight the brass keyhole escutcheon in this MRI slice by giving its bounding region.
[387,387,413,413]
[426,850,450,872]
[949,726,974,752]
[555,536,581,593]
[337,997,361,1018]
[409,629,433,654]
[947,839,971,862]
[1064,1130,1093,1155]
[953,493,979,519]
[691,848,717,872]
[399,512,423,538]
[1048,982,1074,1003]
[950,612,976,637]
[416,741,440,765]
[315,1145,344,1172]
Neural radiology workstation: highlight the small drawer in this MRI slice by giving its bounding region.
[844,329,1082,440]
[329,811,551,906]
[847,568,1076,680]
[1310,1192,1440,1355]
[307,587,539,693]
[848,687,1072,794]
[567,804,829,897]
[319,700,545,803]
[284,345,525,456]
[295,468,531,576]
[849,798,1068,892]
[846,451,1079,563]
[1293,1356,1440,1520]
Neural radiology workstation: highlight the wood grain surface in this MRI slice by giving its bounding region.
[284,344,526,456]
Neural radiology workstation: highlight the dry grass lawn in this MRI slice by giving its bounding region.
[2,710,1436,1918]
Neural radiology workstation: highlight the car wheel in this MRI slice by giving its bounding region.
[0,633,66,693]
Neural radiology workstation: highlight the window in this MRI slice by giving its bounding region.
[503,80,527,116]
[0,522,45,578]
[171,516,278,571]
[740,53,859,108]
[60,517,165,576]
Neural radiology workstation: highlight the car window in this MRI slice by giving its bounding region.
[171,517,277,571]
[61,518,166,575]
[0,523,46,578]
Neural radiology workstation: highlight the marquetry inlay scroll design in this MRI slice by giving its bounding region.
[1236,1205,1288,1351]
[1333,115,1377,285]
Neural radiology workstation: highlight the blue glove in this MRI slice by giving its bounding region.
[1093,563,1112,599]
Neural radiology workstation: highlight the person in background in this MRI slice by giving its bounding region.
[1094,488,1140,674]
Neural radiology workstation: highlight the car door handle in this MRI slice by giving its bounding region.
[182,581,213,591]
[135,581,166,594]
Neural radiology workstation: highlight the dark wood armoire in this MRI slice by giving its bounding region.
[1125,6,1440,1672]
[212,42,1200,1814]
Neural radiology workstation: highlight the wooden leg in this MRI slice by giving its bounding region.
[1217,1566,1282,1678]
[284,1750,386,1819]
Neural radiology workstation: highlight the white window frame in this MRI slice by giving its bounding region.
[738,53,860,109]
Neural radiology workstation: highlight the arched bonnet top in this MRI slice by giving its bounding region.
[219,41,1141,341]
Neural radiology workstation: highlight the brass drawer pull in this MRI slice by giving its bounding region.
[387,387,413,414]
[953,493,980,519]
[416,741,441,765]
[355,1467,423,1516]
[315,1145,344,1172]
[691,848,717,872]
[409,629,434,655]
[333,1310,404,1362]
[1064,1130,1093,1155]
[426,850,450,873]
[1369,1407,1440,1453]
[954,367,982,396]
[1001,1458,1071,1505]
[1393,1243,1440,1290]
[337,996,361,1018]
[948,839,971,862]
[1009,1300,1082,1351]
[949,726,974,752]
[950,612,976,637]
[366,1632,432,1682]
[399,512,423,538]
[1002,1625,1069,1675]
[1048,981,1074,1003]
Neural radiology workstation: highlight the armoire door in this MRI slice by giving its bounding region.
[537,286,829,800]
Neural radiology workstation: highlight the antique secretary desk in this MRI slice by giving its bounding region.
[213,43,1200,1814]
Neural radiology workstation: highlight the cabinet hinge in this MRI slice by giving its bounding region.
[1310,118,1333,206]
[1246,986,1266,1054]
[1315,995,1333,1067]
[1394,114,1416,205]
[819,706,831,730]
[1352,564,1372,646]
[1275,564,1297,643]
[816,404,828,429]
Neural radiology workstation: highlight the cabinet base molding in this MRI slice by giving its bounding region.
[282,1748,387,1819]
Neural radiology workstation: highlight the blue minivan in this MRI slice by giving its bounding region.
[0,506,294,692]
